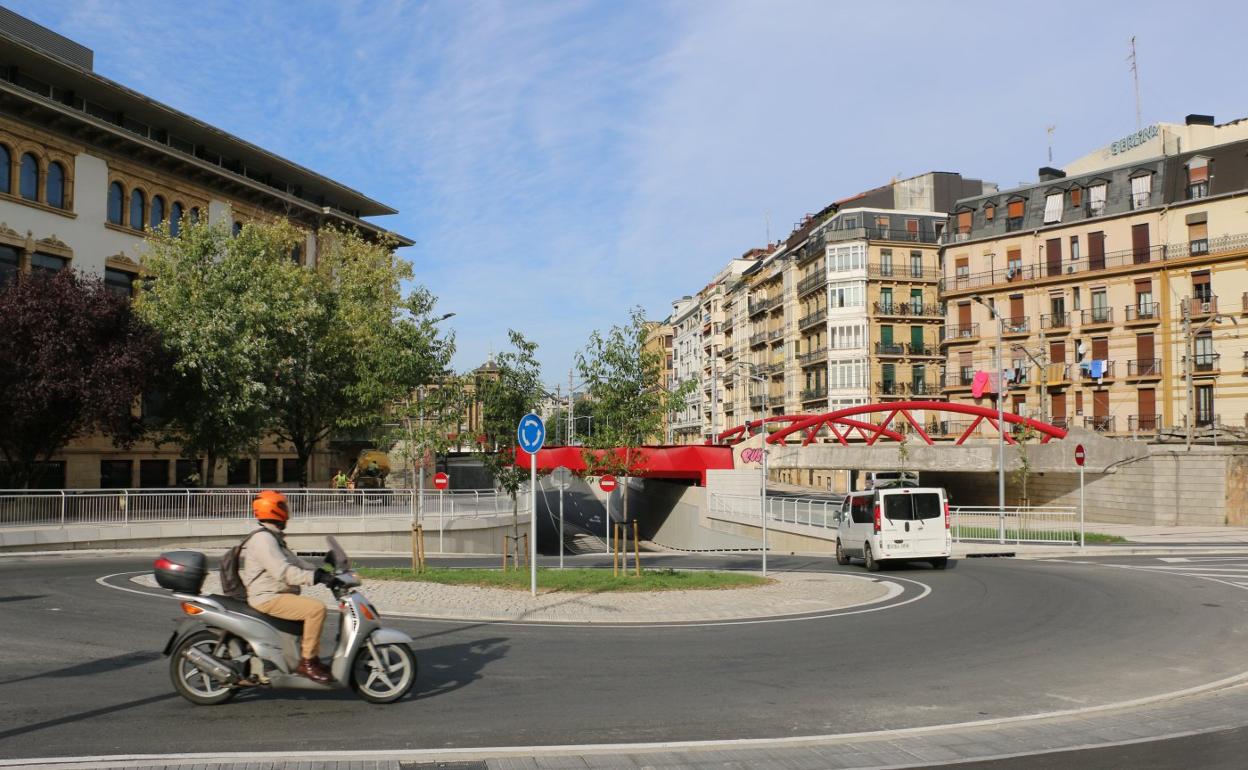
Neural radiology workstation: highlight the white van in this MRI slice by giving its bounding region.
[835,486,951,571]
[862,470,919,490]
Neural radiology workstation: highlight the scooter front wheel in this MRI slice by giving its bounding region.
[350,642,416,704]
[170,630,238,706]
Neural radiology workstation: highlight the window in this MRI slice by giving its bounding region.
[176,458,204,486]
[1091,289,1109,322]
[140,460,170,488]
[879,287,893,313]
[1187,157,1209,199]
[282,458,301,483]
[1188,220,1208,255]
[1130,173,1151,210]
[1006,199,1025,231]
[0,145,8,194]
[0,244,18,286]
[1192,270,1212,302]
[227,459,252,486]
[1072,287,1081,310]
[150,195,165,229]
[1050,294,1066,319]
[1043,192,1063,224]
[259,458,279,484]
[1069,187,1082,208]
[909,288,923,314]
[880,249,893,276]
[129,189,146,230]
[908,251,921,278]
[984,203,995,221]
[189,206,200,223]
[18,153,38,201]
[1135,278,1154,318]
[170,202,183,236]
[30,252,67,275]
[1070,236,1080,262]
[884,493,942,521]
[1088,184,1107,216]
[104,268,135,297]
[1007,248,1022,278]
[829,281,863,308]
[955,256,969,283]
[1196,384,1215,426]
[232,220,243,237]
[107,181,124,224]
[100,460,133,488]
[46,162,65,208]
[850,495,873,524]
[956,210,972,235]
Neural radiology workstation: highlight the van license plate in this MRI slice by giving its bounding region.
[891,541,909,548]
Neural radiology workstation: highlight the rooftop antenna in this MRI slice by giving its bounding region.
[1128,36,1142,129]
[1046,125,1056,164]
[764,209,771,244]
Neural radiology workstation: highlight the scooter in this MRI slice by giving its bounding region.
[157,536,417,705]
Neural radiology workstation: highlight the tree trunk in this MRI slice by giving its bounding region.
[295,442,312,488]
[206,453,217,488]
[511,494,519,571]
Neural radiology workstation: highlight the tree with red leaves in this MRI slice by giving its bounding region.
[0,271,161,488]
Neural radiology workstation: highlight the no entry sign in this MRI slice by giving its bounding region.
[599,474,617,492]
[432,471,449,490]
[1074,444,1085,467]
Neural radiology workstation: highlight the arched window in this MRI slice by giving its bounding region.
[170,201,183,237]
[232,220,243,237]
[150,195,165,229]
[0,145,9,194]
[46,162,65,208]
[19,153,38,201]
[189,206,200,223]
[107,181,124,224]
[129,189,146,230]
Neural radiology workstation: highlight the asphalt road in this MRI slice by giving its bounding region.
[3,551,1248,765]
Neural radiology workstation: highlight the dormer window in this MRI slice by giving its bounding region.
[1187,157,1209,200]
[1130,171,1152,210]
[984,202,995,221]
[1087,182,1107,217]
[1006,199,1026,232]
[1069,187,1082,208]
[1043,191,1063,224]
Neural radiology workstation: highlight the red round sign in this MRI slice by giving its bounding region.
[1074,444,1085,466]
[432,472,450,490]
[599,474,617,492]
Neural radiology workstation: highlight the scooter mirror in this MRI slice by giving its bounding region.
[326,535,350,571]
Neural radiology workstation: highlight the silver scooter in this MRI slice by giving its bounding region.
[159,536,417,704]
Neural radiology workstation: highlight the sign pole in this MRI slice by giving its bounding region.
[439,488,444,554]
[1079,460,1085,548]
[559,478,565,570]
[530,449,537,595]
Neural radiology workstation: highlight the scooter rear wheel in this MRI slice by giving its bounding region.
[170,630,238,706]
[351,642,416,704]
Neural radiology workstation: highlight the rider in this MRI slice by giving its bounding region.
[240,490,338,684]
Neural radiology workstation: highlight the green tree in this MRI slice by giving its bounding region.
[386,374,474,492]
[476,331,544,562]
[576,307,693,524]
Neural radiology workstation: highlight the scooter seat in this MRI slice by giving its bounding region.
[209,595,305,637]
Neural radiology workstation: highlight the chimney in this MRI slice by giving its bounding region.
[1186,114,1215,126]
[1038,167,1066,182]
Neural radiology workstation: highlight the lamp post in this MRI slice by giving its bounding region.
[972,295,1006,543]
[734,362,769,576]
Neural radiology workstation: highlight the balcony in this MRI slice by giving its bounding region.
[800,387,827,403]
[794,237,826,266]
[909,381,934,397]
[799,347,828,366]
[768,329,785,342]
[826,225,940,245]
[796,272,827,296]
[943,323,979,343]
[1005,371,1029,389]
[1077,360,1115,381]
[1001,316,1030,337]
[1044,363,1070,384]
[1128,414,1161,433]
[1040,313,1070,333]
[1183,296,1218,319]
[1050,417,1070,431]
[945,368,975,390]
[1084,415,1116,433]
[1192,352,1221,376]
[1080,307,1114,329]
[907,343,940,357]
[721,317,734,333]
[1124,302,1161,324]
[749,394,767,408]
[798,308,827,330]
[876,381,903,397]
[1126,358,1161,379]
[749,296,780,317]
[874,301,943,318]
[875,342,906,357]
[749,332,767,348]
[868,264,941,281]
[721,345,735,359]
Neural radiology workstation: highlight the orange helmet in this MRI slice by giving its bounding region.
[252,490,290,523]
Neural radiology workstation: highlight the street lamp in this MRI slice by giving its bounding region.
[733,361,769,576]
[971,294,1006,544]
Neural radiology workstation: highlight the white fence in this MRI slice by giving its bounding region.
[709,494,1082,546]
[0,488,529,529]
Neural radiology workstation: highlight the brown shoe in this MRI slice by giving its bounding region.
[296,657,335,684]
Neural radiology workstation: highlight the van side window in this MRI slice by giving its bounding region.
[850,496,873,524]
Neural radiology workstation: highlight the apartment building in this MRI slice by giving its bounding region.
[940,115,1248,437]
[642,320,675,442]
[0,11,410,487]
[668,296,703,444]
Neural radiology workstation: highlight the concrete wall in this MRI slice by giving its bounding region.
[637,480,760,551]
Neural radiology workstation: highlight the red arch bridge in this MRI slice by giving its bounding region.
[516,402,1068,483]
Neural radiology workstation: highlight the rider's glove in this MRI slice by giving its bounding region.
[313,569,338,587]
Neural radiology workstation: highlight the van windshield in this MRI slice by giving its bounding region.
[883,492,942,521]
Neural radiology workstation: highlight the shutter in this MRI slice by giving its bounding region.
[1051,391,1066,419]
[984,204,995,221]
[957,211,972,233]
[1093,390,1109,418]
[1070,187,1082,206]
[1137,389,1155,423]
[1136,333,1154,361]
[911,325,924,350]
[1007,200,1025,218]
[1092,337,1108,360]
[1189,164,1209,183]
[1193,270,1211,289]
[1010,295,1024,320]
[958,302,971,327]
[1050,340,1065,362]
[1088,231,1106,269]
[1046,238,1062,276]
[1189,221,1208,241]
[1132,224,1151,263]
[1075,390,1084,415]
[906,218,919,234]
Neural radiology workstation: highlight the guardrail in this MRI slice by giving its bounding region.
[709,493,839,530]
[0,488,528,529]
[950,505,1078,545]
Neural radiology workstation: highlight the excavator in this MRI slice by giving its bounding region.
[349,450,390,499]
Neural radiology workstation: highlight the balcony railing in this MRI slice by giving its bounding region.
[799,348,828,366]
[1193,352,1221,373]
[910,381,934,397]
[1001,316,1029,335]
[1077,360,1115,380]
[875,342,906,356]
[1182,296,1218,318]
[749,332,767,348]
[907,343,940,357]
[794,236,827,265]
[798,308,827,329]
[939,232,1248,293]
[1084,415,1116,433]
[874,301,942,318]
[800,387,827,402]
[1039,312,1069,331]
[1124,302,1160,322]
[768,329,785,341]
[1044,363,1070,383]
[749,395,767,408]
[1127,358,1161,377]
[721,345,735,359]
[1081,307,1113,326]
[943,323,979,342]
[796,273,827,296]
[1128,414,1160,433]
[945,368,976,388]
[876,381,902,396]
[825,225,940,245]
[748,297,780,316]
[867,264,941,280]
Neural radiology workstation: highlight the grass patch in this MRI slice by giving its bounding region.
[953,526,1126,544]
[356,566,770,593]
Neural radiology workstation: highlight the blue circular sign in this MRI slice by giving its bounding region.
[517,414,546,454]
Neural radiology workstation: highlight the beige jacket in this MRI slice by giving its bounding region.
[240,522,318,608]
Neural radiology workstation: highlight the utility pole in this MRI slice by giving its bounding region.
[567,368,574,447]
[1128,36,1142,130]
[1185,308,1239,448]
[1011,344,1049,425]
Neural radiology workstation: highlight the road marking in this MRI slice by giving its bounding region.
[1158,557,1190,562]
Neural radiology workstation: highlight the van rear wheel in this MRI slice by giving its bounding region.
[864,544,881,572]
[930,557,949,570]
[835,540,849,565]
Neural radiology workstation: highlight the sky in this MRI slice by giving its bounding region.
[13,0,1248,388]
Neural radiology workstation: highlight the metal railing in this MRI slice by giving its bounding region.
[950,505,1078,545]
[875,341,906,356]
[1039,312,1069,330]
[908,343,940,357]
[800,387,827,402]
[1001,316,1030,334]
[1127,358,1161,377]
[1081,307,1113,326]
[943,323,979,341]
[1128,414,1160,433]
[867,264,941,280]
[1077,360,1115,380]
[708,493,839,531]
[749,332,768,347]
[1124,302,1160,322]
[796,273,827,296]
[826,225,941,245]
[0,488,528,529]
[1084,415,1116,432]
[799,347,828,366]
[798,308,827,329]
[873,301,942,318]
[1183,296,1218,318]
[1193,352,1221,373]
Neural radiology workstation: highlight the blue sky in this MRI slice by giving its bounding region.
[15,0,1248,387]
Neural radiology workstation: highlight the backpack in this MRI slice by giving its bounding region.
[219,528,269,601]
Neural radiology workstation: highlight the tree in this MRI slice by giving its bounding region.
[576,307,693,525]
[386,373,474,491]
[475,331,544,562]
[0,270,161,488]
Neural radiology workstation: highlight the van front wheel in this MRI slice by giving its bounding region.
[835,540,849,565]
[864,544,881,572]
